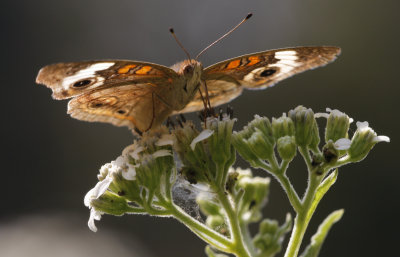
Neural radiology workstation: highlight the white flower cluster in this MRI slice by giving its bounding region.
[84,137,173,232]
[316,108,389,151]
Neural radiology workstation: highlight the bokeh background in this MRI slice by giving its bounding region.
[2,0,399,256]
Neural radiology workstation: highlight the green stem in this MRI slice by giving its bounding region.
[240,221,257,257]
[276,173,302,212]
[284,147,323,257]
[215,187,252,257]
[257,161,302,213]
[170,203,234,253]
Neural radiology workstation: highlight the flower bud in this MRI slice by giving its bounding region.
[348,121,390,162]
[324,108,351,143]
[206,215,226,231]
[247,129,274,160]
[206,115,237,170]
[272,114,295,140]
[277,136,296,161]
[238,176,270,223]
[232,129,260,164]
[253,214,292,256]
[232,116,275,164]
[249,115,275,142]
[90,190,131,216]
[288,106,319,148]
[197,194,221,216]
[322,140,339,165]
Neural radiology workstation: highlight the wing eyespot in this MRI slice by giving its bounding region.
[87,96,119,109]
[260,69,277,77]
[117,109,126,115]
[73,79,93,88]
[88,101,104,109]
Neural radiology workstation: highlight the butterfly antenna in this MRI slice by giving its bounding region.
[195,13,252,60]
[169,28,192,60]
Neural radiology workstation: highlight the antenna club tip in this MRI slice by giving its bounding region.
[169,28,174,33]
[246,13,253,20]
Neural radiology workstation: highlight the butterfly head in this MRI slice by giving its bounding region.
[177,59,202,76]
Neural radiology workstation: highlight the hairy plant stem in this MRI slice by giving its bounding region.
[214,186,252,257]
[158,193,233,253]
[283,147,323,257]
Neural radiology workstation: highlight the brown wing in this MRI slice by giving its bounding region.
[67,83,173,132]
[36,60,178,99]
[36,60,180,131]
[174,79,243,114]
[176,47,340,113]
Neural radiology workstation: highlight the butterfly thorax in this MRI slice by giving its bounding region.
[170,59,203,110]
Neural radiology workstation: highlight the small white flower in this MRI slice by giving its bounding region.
[122,164,137,180]
[356,121,390,143]
[156,134,174,146]
[190,129,214,150]
[315,108,354,123]
[84,175,113,232]
[130,146,144,160]
[88,208,103,232]
[334,138,352,150]
[84,176,113,207]
[152,149,172,158]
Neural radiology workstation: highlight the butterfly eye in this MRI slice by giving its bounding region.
[183,65,194,74]
[260,69,276,77]
[117,109,126,115]
[73,79,93,88]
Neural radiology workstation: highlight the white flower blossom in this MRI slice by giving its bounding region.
[156,134,174,146]
[315,108,354,123]
[190,129,214,150]
[152,149,172,158]
[356,121,390,143]
[334,138,352,150]
[88,208,103,232]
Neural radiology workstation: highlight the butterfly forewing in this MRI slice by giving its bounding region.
[36,60,178,100]
[204,46,340,89]
[175,46,340,113]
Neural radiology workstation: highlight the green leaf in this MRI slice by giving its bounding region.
[301,209,344,257]
[306,169,338,223]
[205,245,229,257]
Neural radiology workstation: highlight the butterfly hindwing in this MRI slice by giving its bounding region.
[67,83,173,132]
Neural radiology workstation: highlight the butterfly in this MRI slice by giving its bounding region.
[36,16,340,133]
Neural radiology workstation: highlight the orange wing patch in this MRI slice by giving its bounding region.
[247,56,261,66]
[226,59,241,69]
[118,64,137,74]
[135,66,153,75]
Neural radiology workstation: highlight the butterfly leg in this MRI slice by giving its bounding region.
[144,92,156,131]
[203,80,212,110]
[198,87,209,126]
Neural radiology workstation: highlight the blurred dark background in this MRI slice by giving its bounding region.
[1,0,399,256]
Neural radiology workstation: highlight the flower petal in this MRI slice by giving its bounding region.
[374,135,390,143]
[190,129,214,150]
[156,134,174,146]
[130,146,144,160]
[152,149,172,158]
[84,176,113,207]
[314,112,329,119]
[88,208,102,232]
[334,138,352,150]
[122,164,136,180]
